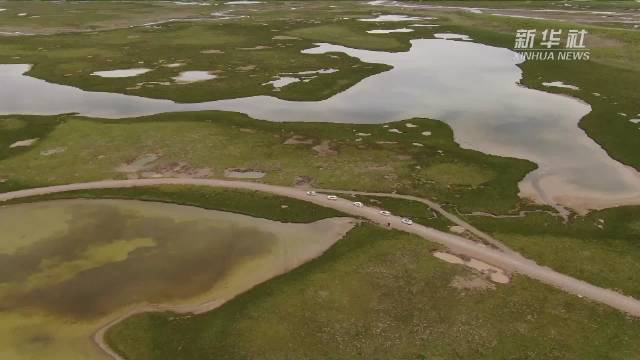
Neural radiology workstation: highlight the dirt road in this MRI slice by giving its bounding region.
[315,188,516,254]
[2,178,640,319]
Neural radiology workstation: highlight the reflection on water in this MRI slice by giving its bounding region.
[1,39,639,210]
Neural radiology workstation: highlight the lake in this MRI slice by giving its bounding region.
[0,199,353,359]
[1,38,639,211]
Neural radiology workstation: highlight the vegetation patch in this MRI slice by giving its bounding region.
[106,224,640,360]
[0,113,534,214]
[419,162,495,186]
[287,23,411,51]
[465,206,640,298]
[0,21,390,103]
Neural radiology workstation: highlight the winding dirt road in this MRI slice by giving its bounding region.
[315,188,517,254]
[2,177,640,359]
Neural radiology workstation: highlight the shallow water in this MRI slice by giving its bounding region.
[172,70,217,83]
[0,199,352,359]
[91,68,151,78]
[367,28,414,34]
[263,76,300,88]
[358,14,425,21]
[542,81,580,90]
[225,0,263,4]
[1,39,640,210]
[434,33,472,40]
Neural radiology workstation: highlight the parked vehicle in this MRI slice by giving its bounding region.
[353,201,364,207]
[379,210,391,216]
[327,195,338,200]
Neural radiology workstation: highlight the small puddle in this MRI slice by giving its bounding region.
[225,0,263,4]
[367,28,414,34]
[263,76,300,89]
[542,81,580,90]
[359,14,425,22]
[434,33,472,40]
[172,71,217,83]
[91,68,151,78]
[285,68,338,75]
[163,63,185,68]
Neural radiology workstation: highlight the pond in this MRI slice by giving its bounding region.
[1,38,639,211]
[0,199,353,359]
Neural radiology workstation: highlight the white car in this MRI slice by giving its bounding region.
[353,201,364,208]
[379,210,391,216]
[327,195,338,200]
[401,218,413,225]
[306,190,317,196]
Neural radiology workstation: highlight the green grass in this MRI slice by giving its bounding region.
[287,23,413,51]
[0,21,390,103]
[1,3,640,358]
[419,162,495,186]
[106,223,640,360]
[0,1,209,34]
[0,17,407,103]
[464,206,640,299]
[0,112,535,214]
[4,185,344,223]
[0,115,62,163]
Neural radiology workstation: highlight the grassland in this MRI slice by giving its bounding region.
[2,3,640,358]
[0,0,636,283]
[0,20,393,103]
[463,205,640,299]
[0,5,443,103]
[107,224,640,360]
[0,1,214,34]
[0,112,535,214]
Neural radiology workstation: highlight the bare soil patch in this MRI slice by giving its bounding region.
[284,135,313,145]
[312,140,337,156]
[450,275,496,291]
